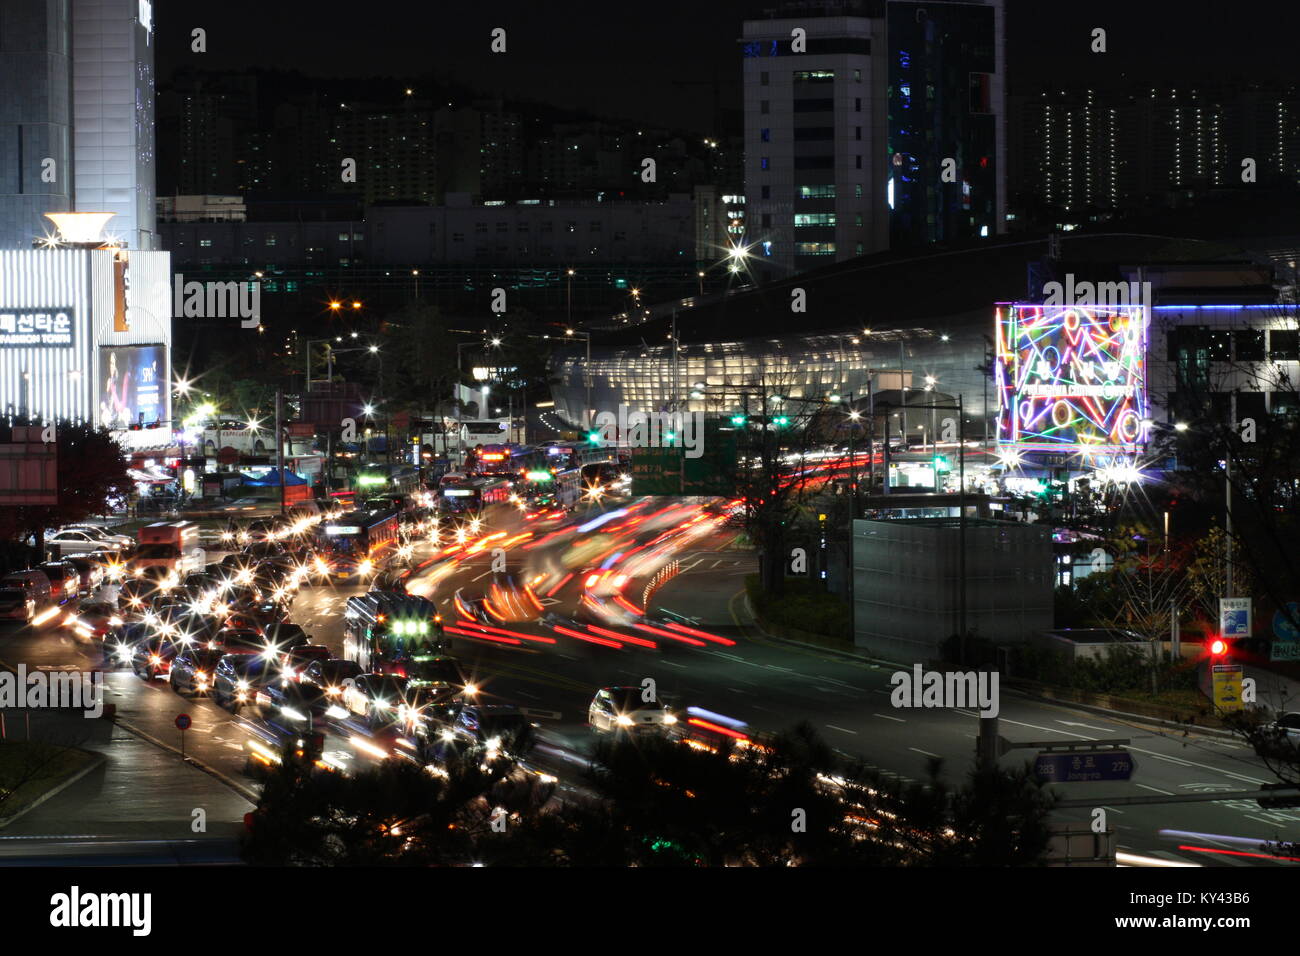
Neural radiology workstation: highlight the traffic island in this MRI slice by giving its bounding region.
[0,741,104,828]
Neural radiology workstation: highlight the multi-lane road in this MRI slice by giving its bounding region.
[2,496,1297,866]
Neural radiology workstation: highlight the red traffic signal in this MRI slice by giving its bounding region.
[1209,638,1227,656]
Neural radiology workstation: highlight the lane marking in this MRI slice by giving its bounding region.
[826,724,857,735]
[909,747,942,758]
[1137,784,1174,795]
[873,713,906,723]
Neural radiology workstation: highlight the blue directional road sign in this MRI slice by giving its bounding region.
[1034,750,1135,783]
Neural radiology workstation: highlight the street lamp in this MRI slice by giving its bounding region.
[566,268,576,328]
[566,328,593,431]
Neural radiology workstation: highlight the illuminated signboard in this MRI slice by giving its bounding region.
[443,489,474,497]
[325,526,362,535]
[0,308,75,348]
[98,344,165,427]
[995,303,1148,453]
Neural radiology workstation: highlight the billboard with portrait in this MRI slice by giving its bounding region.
[995,303,1148,453]
[98,344,166,428]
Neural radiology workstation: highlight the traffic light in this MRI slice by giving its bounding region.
[587,431,601,445]
[1209,637,1227,657]
[772,415,789,427]
[934,455,951,472]
[730,414,747,426]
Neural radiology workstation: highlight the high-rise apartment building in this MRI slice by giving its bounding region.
[742,0,1004,275]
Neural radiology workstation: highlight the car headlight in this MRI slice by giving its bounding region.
[615,714,634,727]
[463,683,478,696]
[663,713,677,724]
[109,616,123,627]
[114,644,132,660]
[358,560,374,576]
[149,655,162,665]
[236,679,249,691]
[325,685,341,696]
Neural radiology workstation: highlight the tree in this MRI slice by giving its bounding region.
[0,418,131,559]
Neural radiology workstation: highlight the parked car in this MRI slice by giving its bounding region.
[1,570,53,612]
[63,556,106,595]
[0,587,36,623]
[47,528,114,557]
[63,524,133,549]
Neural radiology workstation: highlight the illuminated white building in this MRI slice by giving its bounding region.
[0,234,171,449]
[71,0,157,250]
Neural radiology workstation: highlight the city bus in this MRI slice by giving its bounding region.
[343,592,455,682]
[314,508,400,580]
[438,476,511,516]
[541,441,618,472]
[475,444,544,481]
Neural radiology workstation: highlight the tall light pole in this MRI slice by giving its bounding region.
[566,268,575,328]
[566,328,592,431]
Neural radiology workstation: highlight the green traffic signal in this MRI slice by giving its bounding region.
[773,416,789,427]
[587,431,601,445]
[730,414,747,426]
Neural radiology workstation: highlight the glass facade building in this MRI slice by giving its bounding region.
[0,0,74,250]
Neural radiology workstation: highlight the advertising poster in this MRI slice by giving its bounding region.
[98,344,165,427]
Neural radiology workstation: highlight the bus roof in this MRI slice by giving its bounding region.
[345,591,440,624]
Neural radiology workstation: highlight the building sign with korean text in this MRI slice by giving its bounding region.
[0,308,75,347]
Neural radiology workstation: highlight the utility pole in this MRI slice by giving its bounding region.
[958,395,967,657]
[275,388,285,516]
[1225,452,1233,598]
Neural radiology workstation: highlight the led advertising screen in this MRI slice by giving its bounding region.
[98,345,166,428]
[995,304,1148,453]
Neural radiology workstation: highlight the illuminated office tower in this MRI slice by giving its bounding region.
[72,0,156,249]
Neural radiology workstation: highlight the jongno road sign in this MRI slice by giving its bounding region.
[1034,749,1135,783]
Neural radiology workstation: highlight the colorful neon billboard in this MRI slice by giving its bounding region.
[995,303,1148,453]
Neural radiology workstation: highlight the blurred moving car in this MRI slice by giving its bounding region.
[588,686,678,736]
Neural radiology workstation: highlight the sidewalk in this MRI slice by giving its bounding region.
[0,709,252,842]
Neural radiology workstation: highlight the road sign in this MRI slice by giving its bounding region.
[1219,597,1251,639]
[1271,641,1300,662]
[175,714,192,731]
[630,446,683,496]
[1211,664,1244,712]
[1033,749,1135,783]
[1273,602,1300,641]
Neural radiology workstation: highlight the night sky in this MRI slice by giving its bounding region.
[155,1,1299,134]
